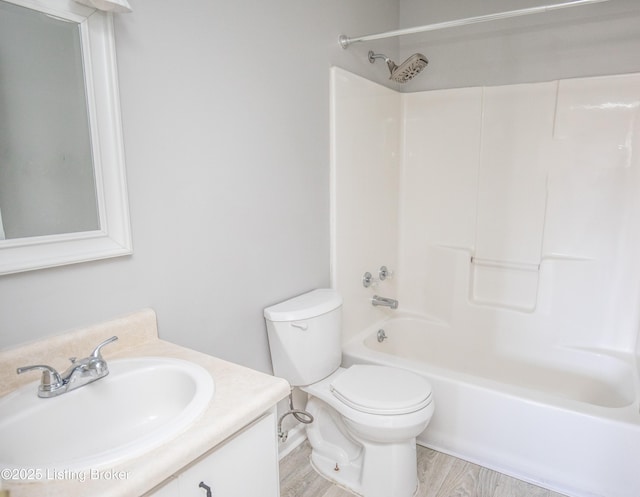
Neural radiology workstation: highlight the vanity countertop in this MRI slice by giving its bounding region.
[0,309,290,497]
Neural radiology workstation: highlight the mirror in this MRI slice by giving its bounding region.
[0,0,132,274]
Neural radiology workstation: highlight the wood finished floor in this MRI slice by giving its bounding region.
[280,441,569,497]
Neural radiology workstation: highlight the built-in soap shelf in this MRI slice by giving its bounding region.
[470,257,540,272]
[428,244,595,313]
[469,256,541,312]
[468,254,595,313]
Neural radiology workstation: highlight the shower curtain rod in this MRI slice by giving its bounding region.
[339,0,609,48]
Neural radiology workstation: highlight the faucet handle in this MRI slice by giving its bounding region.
[91,336,118,359]
[16,364,64,392]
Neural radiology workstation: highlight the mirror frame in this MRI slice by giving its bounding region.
[0,0,132,275]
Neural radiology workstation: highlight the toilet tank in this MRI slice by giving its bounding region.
[264,289,343,387]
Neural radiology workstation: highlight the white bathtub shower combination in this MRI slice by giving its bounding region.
[330,68,640,497]
[343,314,640,497]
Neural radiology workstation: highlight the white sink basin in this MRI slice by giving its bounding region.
[0,357,214,476]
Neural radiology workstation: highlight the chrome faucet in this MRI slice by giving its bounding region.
[17,336,118,398]
[371,295,398,309]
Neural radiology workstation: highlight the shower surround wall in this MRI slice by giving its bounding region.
[330,68,400,334]
[331,68,640,494]
[401,74,640,360]
[332,67,640,359]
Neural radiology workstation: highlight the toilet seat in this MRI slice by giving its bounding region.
[329,365,432,415]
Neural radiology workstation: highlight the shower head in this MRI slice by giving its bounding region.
[368,51,428,83]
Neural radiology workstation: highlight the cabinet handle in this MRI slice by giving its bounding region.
[198,481,212,497]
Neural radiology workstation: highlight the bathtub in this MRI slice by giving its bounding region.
[341,315,640,497]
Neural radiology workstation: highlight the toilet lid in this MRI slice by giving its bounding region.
[330,365,432,415]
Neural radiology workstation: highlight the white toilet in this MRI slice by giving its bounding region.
[264,289,434,497]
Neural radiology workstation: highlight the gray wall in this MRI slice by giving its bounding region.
[0,0,397,373]
[397,0,640,91]
[2,0,639,373]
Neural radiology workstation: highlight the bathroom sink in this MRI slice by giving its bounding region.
[0,357,214,476]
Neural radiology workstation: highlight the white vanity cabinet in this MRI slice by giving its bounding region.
[146,411,280,497]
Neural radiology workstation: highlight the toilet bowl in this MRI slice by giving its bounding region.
[264,289,434,497]
[302,366,433,497]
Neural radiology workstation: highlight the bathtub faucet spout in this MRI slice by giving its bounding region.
[371,295,398,310]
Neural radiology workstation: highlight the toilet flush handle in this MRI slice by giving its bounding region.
[291,321,308,331]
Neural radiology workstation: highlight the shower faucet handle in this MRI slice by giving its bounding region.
[363,267,394,287]
[363,271,376,288]
[379,266,393,281]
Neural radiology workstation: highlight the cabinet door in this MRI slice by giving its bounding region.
[178,412,279,497]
